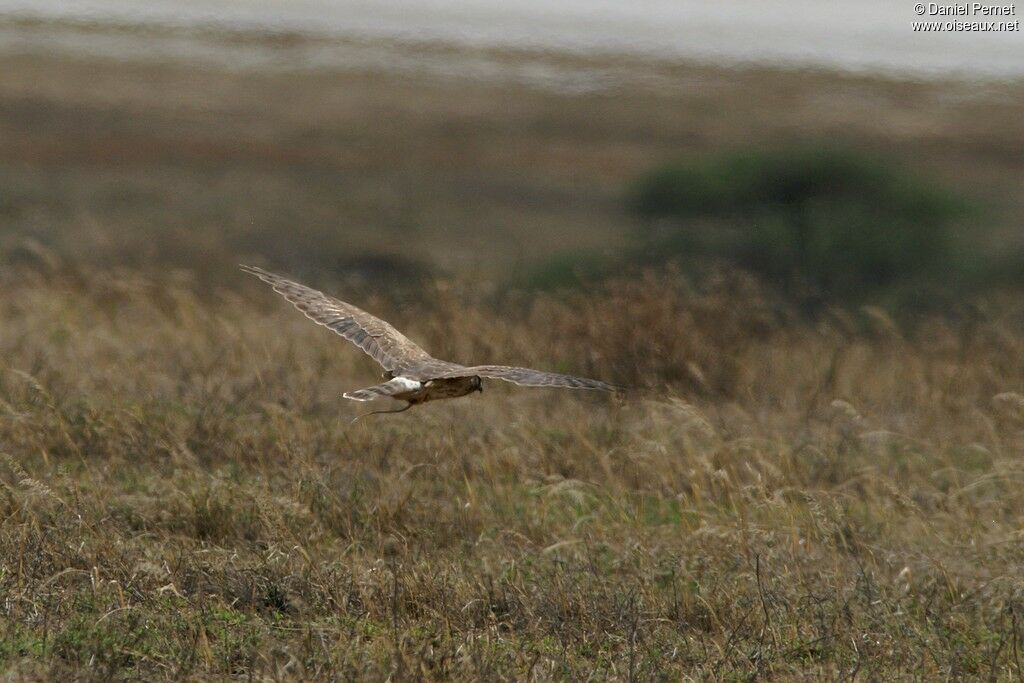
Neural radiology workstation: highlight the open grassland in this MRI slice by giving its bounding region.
[2,27,1024,680]
[2,265,1024,680]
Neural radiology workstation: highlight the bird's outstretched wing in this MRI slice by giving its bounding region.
[432,365,619,392]
[241,265,455,375]
[242,266,619,391]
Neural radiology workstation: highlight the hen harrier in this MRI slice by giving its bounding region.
[242,265,617,414]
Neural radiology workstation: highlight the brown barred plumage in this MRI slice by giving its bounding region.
[242,265,619,411]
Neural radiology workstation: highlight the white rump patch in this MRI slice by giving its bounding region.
[389,376,422,392]
[343,376,423,401]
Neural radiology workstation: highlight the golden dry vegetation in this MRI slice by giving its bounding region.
[2,264,1024,680]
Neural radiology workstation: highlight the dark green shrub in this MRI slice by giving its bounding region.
[627,146,972,305]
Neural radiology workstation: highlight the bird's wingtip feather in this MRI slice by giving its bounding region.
[240,264,279,283]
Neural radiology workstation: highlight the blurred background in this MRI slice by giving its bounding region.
[0,1,1022,310]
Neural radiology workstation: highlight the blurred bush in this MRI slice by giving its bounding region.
[513,251,615,291]
[627,146,975,307]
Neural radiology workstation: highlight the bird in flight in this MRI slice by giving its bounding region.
[241,265,618,415]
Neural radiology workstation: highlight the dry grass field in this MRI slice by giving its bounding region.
[2,25,1024,681]
[2,264,1024,680]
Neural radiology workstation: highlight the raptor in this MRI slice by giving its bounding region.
[241,266,618,414]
